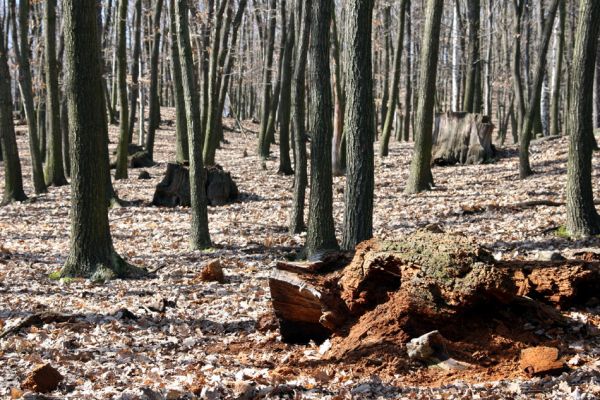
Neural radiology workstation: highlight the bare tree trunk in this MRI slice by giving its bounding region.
[257,0,277,159]
[405,0,443,194]
[127,0,143,142]
[550,1,565,137]
[451,0,461,112]
[114,0,129,179]
[565,0,600,237]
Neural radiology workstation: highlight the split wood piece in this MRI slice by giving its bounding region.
[432,112,495,165]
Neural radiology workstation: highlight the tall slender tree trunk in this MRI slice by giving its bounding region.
[550,0,565,137]
[518,0,560,179]
[451,0,461,112]
[342,0,376,250]
[305,0,338,257]
[115,0,129,179]
[0,24,27,205]
[60,0,142,280]
[9,0,46,193]
[257,0,277,159]
[402,3,412,142]
[44,0,68,186]
[463,0,481,113]
[146,0,164,160]
[331,11,346,175]
[405,0,443,194]
[127,0,143,142]
[175,0,211,249]
[565,0,600,237]
[289,0,311,235]
[277,6,294,176]
[379,0,408,157]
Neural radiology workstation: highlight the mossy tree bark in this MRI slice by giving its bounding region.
[60,0,142,280]
[0,24,27,205]
[305,0,338,258]
[565,0,600,237]
[175,0,211,249]
[44,0,68,187]
[379,0,408,158]
[289,0,311,235]
[114,0,129,180]
[405,0,443,194]
[341,0,375,251]
[518,0,560,179]
[9,0,46,194]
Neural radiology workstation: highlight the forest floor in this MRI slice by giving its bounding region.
[1,109,600,399]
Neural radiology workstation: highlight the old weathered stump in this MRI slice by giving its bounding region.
[152,163,239,207]
[268,229,600,349]
[110,144,154,169]
[432,112,495,165]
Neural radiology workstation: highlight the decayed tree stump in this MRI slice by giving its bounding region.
[152,163,239,207]
[268,228,600,345]
[432,112,495,165]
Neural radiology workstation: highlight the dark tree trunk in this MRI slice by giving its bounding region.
[402,2,412,142]
[565,0,600,237]
[257,0,277,159]
[60,0,142,280]
[277,7,294,176]
[175,0,211,249]
[167,0,188,163]
[44,0,68,187]
[512,0,525,136]
[148,0,164,137]
[0,24,27,205]
[289,0,311,234]
[265,0,287,147]
[127,0,143,143]
[463,0,481,113]
[518,0,560,179]
[341,0,375,251]
[550,1,565,137]
[405,0,444,194]
[115,0,129,179]
[9,0,46,194]
[305,0,338,258]
[379,0,408,157]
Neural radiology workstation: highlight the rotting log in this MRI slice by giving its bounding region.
[432,112,495,165]
[152,163,239,207]
[268,228,600,347]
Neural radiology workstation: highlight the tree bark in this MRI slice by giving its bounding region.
[60,0,142,280]
[44,0,68,187]
[305,0,338,257]
[550,1,565,137]
[127,0,143,142]
[257,0,277,159]
[342,0,375,250]
[0,24,27,205]
[565,0,600,237]
[289,0,310,235]
[9,0,46,194]
[518,0,560,179]
[175,0,211,249]
[379,0,407,158]
[277,6,294,176]
[405,0,443,194]
[463,0,481,113]
[148,0,164,138]
[115,0,129,179]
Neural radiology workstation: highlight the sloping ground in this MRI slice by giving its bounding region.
[1,110,599,398]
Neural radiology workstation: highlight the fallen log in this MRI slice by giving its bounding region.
[268,229,600,348]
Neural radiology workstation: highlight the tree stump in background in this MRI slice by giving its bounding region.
[432,112,495,165]
[152,163,239,207]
